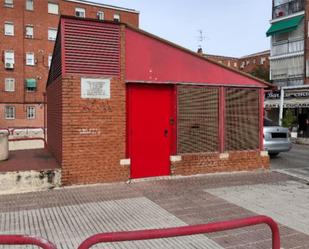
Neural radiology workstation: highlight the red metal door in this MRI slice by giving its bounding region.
[128,84,173,179]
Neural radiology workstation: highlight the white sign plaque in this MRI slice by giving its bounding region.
[81,78,110,99]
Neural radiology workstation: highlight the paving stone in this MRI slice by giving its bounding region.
[0,171,308,248]
[0,197,222,249]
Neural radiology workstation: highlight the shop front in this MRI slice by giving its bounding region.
[265,88,309,137]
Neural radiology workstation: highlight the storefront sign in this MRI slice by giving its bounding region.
[81,78,110,99]
[266,90,309,99]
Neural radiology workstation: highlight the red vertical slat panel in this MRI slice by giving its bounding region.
[63,19,120,77]
[177,86,219,153]
[224,88,260,151]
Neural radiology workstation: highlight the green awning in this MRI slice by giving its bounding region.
[266,15,304,37]
[25,78,37,88]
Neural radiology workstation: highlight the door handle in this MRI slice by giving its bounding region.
[164,129,168,137]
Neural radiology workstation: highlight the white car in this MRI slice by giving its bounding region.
[263,118,292,156]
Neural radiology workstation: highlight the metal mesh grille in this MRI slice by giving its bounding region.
[177,86,219,153]
[224,88,260,151]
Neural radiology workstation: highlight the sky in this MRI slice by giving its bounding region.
[94,0,271,58]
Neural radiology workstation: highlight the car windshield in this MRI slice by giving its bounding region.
[264,118,277,127]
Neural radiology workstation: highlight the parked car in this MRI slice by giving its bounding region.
[263,118,292,156]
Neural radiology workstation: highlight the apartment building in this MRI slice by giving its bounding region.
[266,0,309,137]
[204,50,270,79]
[0,0,139,128]
[267,0,305,86]
[238,50,270,74]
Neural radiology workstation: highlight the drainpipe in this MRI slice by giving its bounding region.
[279,87,284,126]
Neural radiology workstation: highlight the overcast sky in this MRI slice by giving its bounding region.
[94,0,271,58]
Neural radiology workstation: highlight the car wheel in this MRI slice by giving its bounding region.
[269,152,279,157]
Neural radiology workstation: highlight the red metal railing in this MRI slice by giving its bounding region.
[0,127,47,148]
[0,128,10,134]
[0,235,57,249]
[78,215,280,249]
[10,127,45,135]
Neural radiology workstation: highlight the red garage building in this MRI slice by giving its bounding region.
[47,16,270,185]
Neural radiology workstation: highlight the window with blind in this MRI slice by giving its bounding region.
[5,78,15,92]
[224,88,260,151]
[48,3,59,15]
[177,86,219,153]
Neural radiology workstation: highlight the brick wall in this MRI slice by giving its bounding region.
[60,75,129,185]
[47,76,62,164]
[0,103,44,127]
[171,151,269,176]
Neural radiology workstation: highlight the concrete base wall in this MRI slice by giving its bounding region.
[0,169,61,195]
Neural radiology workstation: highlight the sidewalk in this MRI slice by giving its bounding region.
[0,171,308,248]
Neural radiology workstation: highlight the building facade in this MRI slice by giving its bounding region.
[238,50,270,75]
[0,0,139,128]
[204,50,270,78]
[266,0,309,137]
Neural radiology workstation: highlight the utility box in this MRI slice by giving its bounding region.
[0,132,9,161]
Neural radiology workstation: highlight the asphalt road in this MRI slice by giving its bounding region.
[270,143,309,169]
[270,143,309,181]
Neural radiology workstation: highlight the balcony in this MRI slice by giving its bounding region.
[271,66,304,80]
[273,0,304,19]
[271,38,304,56]
[272,78,304,87]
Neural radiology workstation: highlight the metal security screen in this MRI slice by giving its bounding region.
[177,86,219,153]
[225,88,260,151]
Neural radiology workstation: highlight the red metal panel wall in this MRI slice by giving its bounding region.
[125,28,267,87]
[63,19,120,76]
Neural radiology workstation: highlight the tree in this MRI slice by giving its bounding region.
[282,109,297,129]
[249,65,270,82]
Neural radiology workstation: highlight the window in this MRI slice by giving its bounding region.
[97,11,104,20]
[26,106,36,119]
[306,60,309,77]
[274,0,289,7]
[274,32,288,42]
[4,78,15,92]
[48,28,57,41]
[48,3,59,14]
[5,106,15,119]
[234,62,237,68]
[4,51,14,69]
[48,54,52,68]
[25,25,34,38]
[260,57,266,65]
[4,0,13,8]
[26,52,35,66]
[4,22,14,36]
[26,0,33,10]
[113,13,120,22]
[75,7,85,18]
[253,59,256,64]
[25,78,37,92]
